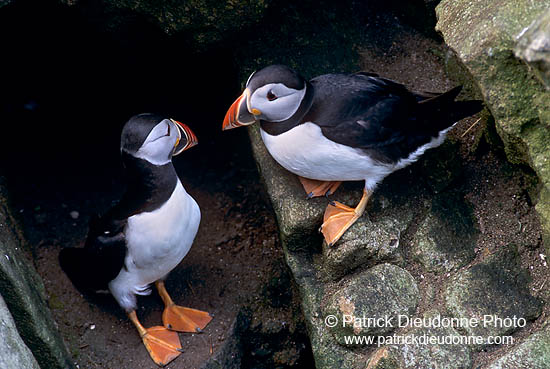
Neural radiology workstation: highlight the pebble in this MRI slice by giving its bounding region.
[70,211,79,219]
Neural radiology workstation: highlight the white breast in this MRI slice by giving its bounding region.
[260,123,394,190]
[109,180,200,311]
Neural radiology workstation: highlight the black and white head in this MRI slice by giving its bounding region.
[223,65,308,130]
[121,113,198,165]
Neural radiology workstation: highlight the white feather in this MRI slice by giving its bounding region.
[109,180,200,311]
[260,122,450,191]
[251,83,306,122]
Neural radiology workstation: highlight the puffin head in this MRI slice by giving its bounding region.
[121,113,198,165]
[223,65,308,130]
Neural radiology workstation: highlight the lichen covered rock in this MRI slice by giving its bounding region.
[0,177,74,369]
[411,191,478,273]
[0,294,40,369]
[436,0,550,254]
[366,311,473,369]
[515,9,550,90]
[323,264,419,347]
[445,244,542,346]
[485,324,550,369]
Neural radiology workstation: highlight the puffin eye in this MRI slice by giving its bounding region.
[267,90,278,101]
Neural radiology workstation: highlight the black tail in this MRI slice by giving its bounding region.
[59,247,111,295]
[417,86,484,132]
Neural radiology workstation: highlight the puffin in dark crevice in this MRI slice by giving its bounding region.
[223,64,483,246]
[60,113,212,366]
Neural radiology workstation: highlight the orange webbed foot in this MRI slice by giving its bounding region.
[128,311,182,367]
[298,176,342,198]
[319,189,371,247]
[163,305,213,333]
[156,280,213,333]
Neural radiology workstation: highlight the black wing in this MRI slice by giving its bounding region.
[310,73,482,163]
[59,155,178,294]
[59,214,127,294]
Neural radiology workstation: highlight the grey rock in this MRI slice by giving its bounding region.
[0,293,40,369]
[0,177,74,369]
[200,309,250,369]
[367,311,473,369]
[60,0,271,50]
[515,9,550,90]
[484,323,550,369]
[323,264,419,347]
[419,140,463,194]
[321,213,405,281]
[436,0,550,254]
[411,191,478,273]
[445,244,542,347]
[248,124,326,252]
[285,251,359,369]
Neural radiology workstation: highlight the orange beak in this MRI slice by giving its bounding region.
[222,88,257,130]
[171,119,198,156]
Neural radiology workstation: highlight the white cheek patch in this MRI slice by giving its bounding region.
[250,83,306,122]
[134,119,178,165]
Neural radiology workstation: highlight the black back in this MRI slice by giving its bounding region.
[261,71,483,164]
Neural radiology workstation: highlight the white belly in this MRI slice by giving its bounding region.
[109,180,200,310]
[260,123,394,190]
[260,123,449,191]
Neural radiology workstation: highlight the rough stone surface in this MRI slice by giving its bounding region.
[323,264,419,346]
[0,178,74,369]
[60,0,270,50]
[419,139,463,194]
[537,186,550,256]
[515,9,550,90]
[321,213,406,281]
[367,311,473,369]
[248,125,326,252]
[285,251,358,369]
[436,0,550,254]
[484,324,550,369]
[0,294,40,369]
[445,244,542,345]
[411,191,478,273]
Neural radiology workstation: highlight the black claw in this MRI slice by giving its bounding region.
[208,313,215,318]
[166,323,173,330]
[195,327,203,333]
[329,200,336,207]
[176,348,185,353]
[307,192,314,199]
[328,242,334,247]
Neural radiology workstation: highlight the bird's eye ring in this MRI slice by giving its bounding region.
[267,91,278,101]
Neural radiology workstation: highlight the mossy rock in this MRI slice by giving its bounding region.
[323,264,419,347]
[445,244,542,348]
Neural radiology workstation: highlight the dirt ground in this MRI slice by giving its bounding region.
[5,127,289,369]
[1,2,548,369]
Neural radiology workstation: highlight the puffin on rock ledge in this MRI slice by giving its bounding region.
[60,113,212,366]
[223,65,483,246]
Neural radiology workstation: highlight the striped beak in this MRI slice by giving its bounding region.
[171,119,198,156]
[222,88,257,130]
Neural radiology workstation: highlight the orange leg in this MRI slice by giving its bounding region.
[320,188,371,247]
[156,281,213,333]
[128,310,182,367]
[298,176,342,198]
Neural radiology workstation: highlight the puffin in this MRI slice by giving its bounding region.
[223,65,483,246]
[59,113,212,366]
